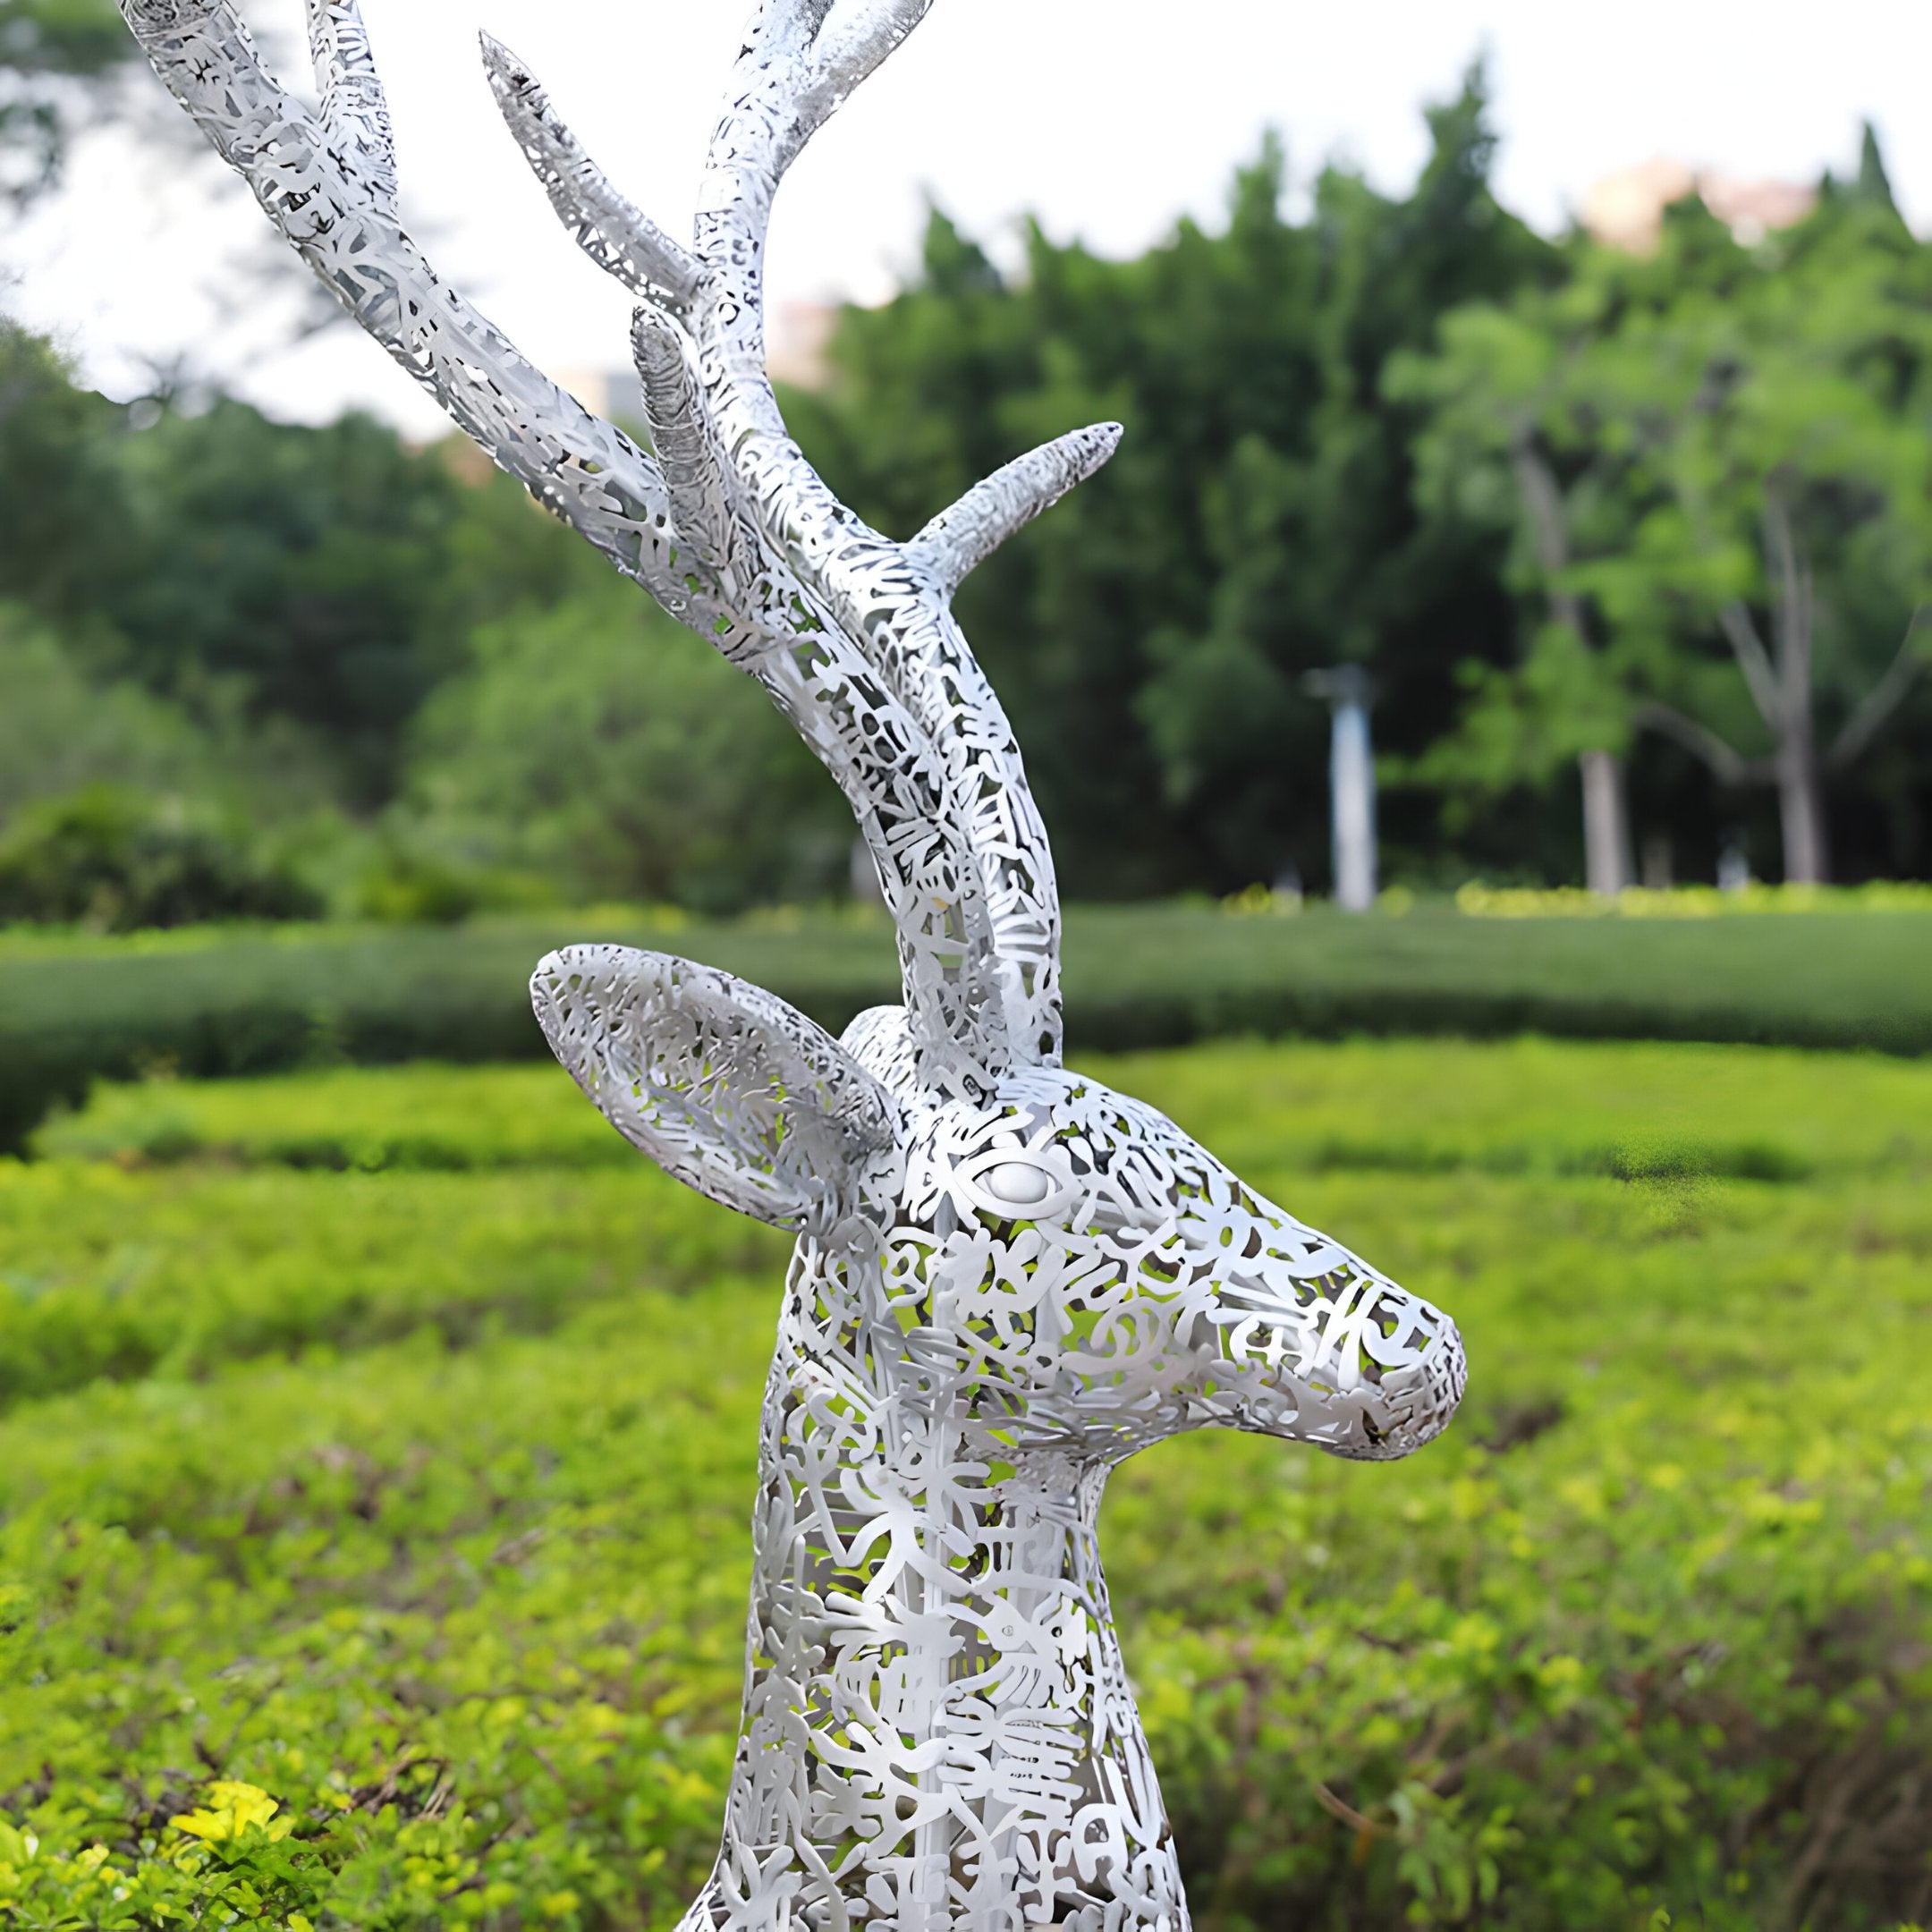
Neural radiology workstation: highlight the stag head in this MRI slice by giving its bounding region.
[531,955,1462,1466]
[123,4,1465,1923]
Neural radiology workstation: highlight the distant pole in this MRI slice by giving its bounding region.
[850,833,886,909]
[1305,665,1377,912]
[1578,750,1633,897]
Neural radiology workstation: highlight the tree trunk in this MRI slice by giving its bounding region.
[1763,496,1830,886]
[1513,440,1634,901]
[1579,750,1633,896]
[1776,739,1829,885]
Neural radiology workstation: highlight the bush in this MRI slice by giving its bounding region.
[401,586,849,912]
[0,785,322,933]
[3,900,1930,1155]
[349,847,493,926]
[0,606,234,824]
[1,1042,1928,1928]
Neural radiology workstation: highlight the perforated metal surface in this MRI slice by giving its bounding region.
[122,5,1468,1924]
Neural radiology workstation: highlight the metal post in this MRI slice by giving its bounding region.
[1307,665,1377,912]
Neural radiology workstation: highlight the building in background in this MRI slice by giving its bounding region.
[555,304,839,430]
[1584,157,1817,254]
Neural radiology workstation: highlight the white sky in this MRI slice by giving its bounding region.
[8,0,1929,435]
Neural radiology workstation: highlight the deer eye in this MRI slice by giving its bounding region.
[980,1161,1055,1208]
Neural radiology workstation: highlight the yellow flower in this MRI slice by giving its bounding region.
[169,1780,294,1843]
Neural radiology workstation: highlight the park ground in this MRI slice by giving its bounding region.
[2,1031,1929,1929]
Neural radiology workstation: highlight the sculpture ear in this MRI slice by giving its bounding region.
[531,946,898,1232]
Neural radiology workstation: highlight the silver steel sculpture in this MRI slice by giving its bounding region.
[121,4,1469,1925]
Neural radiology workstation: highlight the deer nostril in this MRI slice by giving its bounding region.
[1343,1311,1466,1461]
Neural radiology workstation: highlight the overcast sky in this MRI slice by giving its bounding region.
[9,0,1928,435]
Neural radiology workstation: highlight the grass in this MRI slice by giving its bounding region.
[4,902,1931,1154]
[1,1039,1929,1928]
[29,1034,1932,1184]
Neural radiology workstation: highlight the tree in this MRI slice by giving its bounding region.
[0,601,207,818]
[1400,170,1932,886]
[0,318,628,818]
[0,316,128,615]
[402,580,850,913]
[1571,199,1932,883]
[792,66,1555,897]
[1140,70,1559,891]
[1388,210,1731,892]
[102,397,593,805]
[0,781,320,928]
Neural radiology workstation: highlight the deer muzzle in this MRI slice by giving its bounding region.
[1211,1267,1468,1462]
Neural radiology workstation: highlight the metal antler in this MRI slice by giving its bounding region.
[121,0,1119,1089]
[487,0,1124,1074]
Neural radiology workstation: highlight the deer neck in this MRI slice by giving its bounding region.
[697,1293,1188,1930]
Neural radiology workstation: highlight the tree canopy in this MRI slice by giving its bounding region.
[4,67,1931,924]
[790,66,1566,895]
[1397,167,1932,883]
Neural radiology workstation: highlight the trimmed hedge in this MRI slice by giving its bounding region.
[4,902,1930,1151]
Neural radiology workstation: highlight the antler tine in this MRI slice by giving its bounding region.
[684,0,1092,1069]
[751,0,840,58]
[909,424,1124,598]
[124,0,1053,1089]
[695,1,937,367]
[629,308,771,658]
[794,0,934,148]
[123,0,275,104]
[479,34,704,319]
[115,0,692,628]
[794,0,841,37]
[305,0,396,214]
[123,0,1020,1092]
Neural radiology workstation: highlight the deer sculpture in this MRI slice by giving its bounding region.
[121,4,1469,1924]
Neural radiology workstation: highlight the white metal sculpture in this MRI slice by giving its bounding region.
[121,5,1469,1925]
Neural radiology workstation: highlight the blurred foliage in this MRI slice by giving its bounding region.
[4,901,1932,1155]
[102,402,478,804]
[30,1037,1932,1192]
[1394,163,1932,878]
[5,72,1932,916]
[0,0,129,203]
[0,784,320,931]
[0,319,843,911]
[400,579,848,914]
[1455,879,1932,919]
[2,1041,1929,1926]
[788,69,1562,895]
[0,324,126,620]
[0,602,287,821]
[790,102,1932,891]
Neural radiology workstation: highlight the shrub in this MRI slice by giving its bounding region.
[1,1043,1928,1928]
[0,785,322,933]
[402,586,849,913]
[3,902,1929,1156]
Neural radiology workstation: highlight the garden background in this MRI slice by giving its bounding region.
[2,3,1930,1927]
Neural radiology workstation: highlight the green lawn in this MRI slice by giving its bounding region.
[2,1040,1929,1928]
